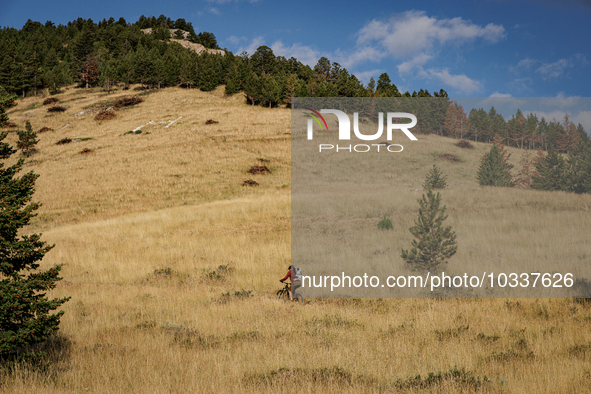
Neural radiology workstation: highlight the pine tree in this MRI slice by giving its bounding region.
[401,187,457,272]
[261,73,280,108]
[17,121,39,157]
[476,144,514,187]
[0,87,16,128]
[197,32,219,49]
[178,51,195,88]
[514,151,534,189]
[443,102,468,139]
[0,89,69,362]
[224,63,241,95]
[80,56,100,89]
[556,114,580,154]
[376,72,400,96]
[507,109,526,149]
[423,164,447,189]
[367,77,376,95]
[244,71,261,105]
[565,142,591,194]
[531,147,566,191]
[282,73,298,106]
[198,53,219,92]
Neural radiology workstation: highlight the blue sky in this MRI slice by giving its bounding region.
[1,0,590,99]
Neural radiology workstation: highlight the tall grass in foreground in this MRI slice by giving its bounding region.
[1,86,590,393]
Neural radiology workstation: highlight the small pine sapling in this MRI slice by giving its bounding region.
[423,164,447,190]
[17,121,39,157]
[401,188,457,272]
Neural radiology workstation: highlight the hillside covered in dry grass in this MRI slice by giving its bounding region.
[2,85,591,393]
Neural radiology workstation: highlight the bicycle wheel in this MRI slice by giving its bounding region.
[277,287,288,300]
[293,293,303,302]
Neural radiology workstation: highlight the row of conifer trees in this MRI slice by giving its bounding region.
[0,15,447,104]
[477,135,591,194]
[1,15,588,159]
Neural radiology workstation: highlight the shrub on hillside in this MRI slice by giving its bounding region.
[455,140,474,149]
[377,216,393,230]
[47,105,68,113]
[43,97,59,105]
[439,153,460,162]
[95,110,116,121]
[113,96,144,109]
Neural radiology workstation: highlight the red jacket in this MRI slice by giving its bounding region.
[280,270,291,282]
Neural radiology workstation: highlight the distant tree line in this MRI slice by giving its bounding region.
[1,15,588,157]
[0,15,223,96]
[0,16,451,106]
[477,134,591,194]
[459,106,589,152]
[228,46,449,108]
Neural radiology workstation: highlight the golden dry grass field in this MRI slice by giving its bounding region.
[1,86,591,393]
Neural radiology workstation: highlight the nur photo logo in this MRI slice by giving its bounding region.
[304,108,418,153]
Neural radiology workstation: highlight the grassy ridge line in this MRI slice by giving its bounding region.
[5,86,291,230]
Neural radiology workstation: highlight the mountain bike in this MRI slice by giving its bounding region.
[277,282,303,301]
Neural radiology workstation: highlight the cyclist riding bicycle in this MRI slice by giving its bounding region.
[279,265,301,300]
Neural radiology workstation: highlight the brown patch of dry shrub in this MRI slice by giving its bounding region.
[47,106,68,113]
[43,97,60,105]
[455,140,474,149]
[95,110,116,121]
[113,96,144,109]
[247,165,271,174]
[243,179,259,187]
[439,153,460,162]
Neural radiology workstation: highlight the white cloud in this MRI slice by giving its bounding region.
[397,53,433,74]
[540,94,581,108]
[517,57,536,70]
[357,11,505,57]
[236,36,265,55]
[536,54,588,79]
[489,92,512,97]
[333,46,387,69]
[352,11,504,88]
[236,38,384,70]
[478,96,526,109]
[207,7,221,15]
[228,11,507,94]
[271,41,322,66]
[509,58,537,74]
[527,110,571,123]
[521,109,591,131]
[507,77,533,93]
[351,69,383,84]
[536,58,570,78]
[573,111,591,132]
[226,35,246,46]
[419,68,483,94]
